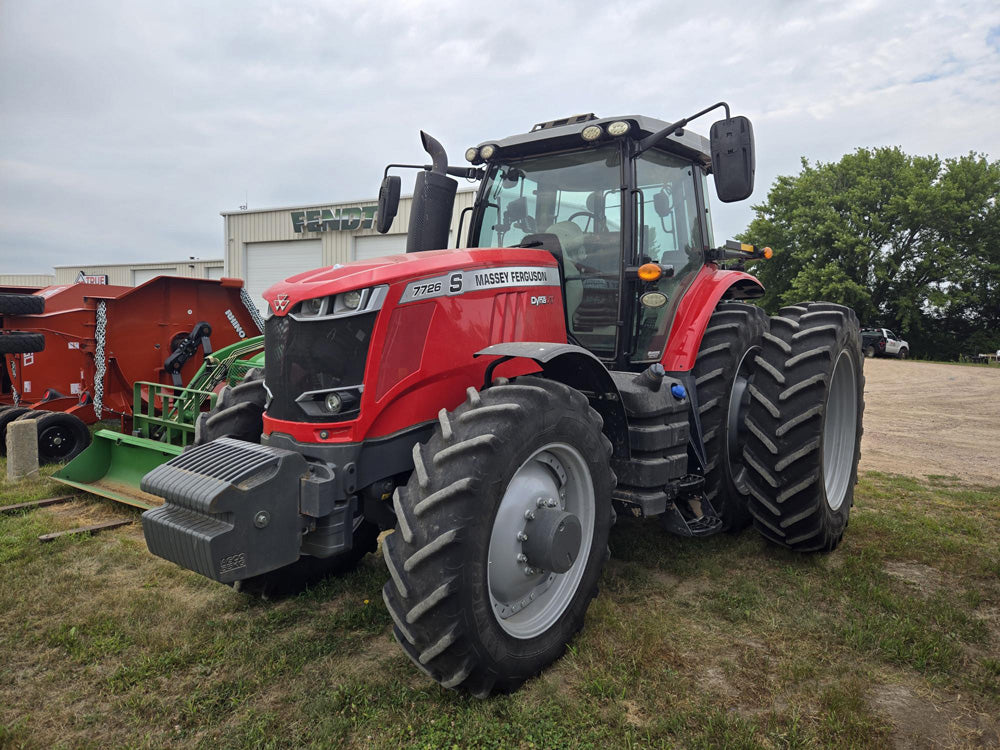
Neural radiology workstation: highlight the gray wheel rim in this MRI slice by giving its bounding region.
[487,443,595,639]
[823,350,857,511]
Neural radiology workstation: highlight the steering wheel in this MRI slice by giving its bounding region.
[566,211,597,231]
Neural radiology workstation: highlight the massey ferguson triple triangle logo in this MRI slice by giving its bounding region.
[273,293,290,312]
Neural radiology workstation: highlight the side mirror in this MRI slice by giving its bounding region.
[652,189,670,218]
[376,175,401,234]
[709,116,755,203]
[505,196,528,223]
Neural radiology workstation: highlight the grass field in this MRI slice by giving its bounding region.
[1,465,998,749]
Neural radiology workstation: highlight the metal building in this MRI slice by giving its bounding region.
[224,191,476,311]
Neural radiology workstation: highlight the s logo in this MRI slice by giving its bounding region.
[449,272,463,294]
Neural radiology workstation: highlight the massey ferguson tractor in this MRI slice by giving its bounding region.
[140,103,865,696]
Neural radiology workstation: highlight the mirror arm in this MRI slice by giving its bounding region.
[635,101,730,156]
[383,163,484,180]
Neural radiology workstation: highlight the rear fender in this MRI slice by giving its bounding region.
[660,266,764,372]
[474,342,629,459]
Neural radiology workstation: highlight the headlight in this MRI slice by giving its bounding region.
[340,290,363,310]
[465,147,479,163]
[324,392,343,413]
[581,125,603,142]
[303,297,324,315]
[607,120,631,136]
[479,144,497,160]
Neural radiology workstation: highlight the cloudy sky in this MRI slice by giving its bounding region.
[1,0,998,274]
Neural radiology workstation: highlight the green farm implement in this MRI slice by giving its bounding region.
[52,336,264,508]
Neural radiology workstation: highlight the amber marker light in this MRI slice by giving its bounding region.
[638,263,662,281]
[763,247,773,259]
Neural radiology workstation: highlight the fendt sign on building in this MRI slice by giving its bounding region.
[291,205,378,233]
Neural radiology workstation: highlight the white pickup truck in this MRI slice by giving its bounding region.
[861,327,910,359]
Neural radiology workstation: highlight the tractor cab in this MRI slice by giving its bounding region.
[379,105,756,370]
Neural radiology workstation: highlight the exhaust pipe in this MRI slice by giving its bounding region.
[406,131,458,253]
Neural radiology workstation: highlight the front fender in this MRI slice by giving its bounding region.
[660,266,764,372]
[474,342,629,459]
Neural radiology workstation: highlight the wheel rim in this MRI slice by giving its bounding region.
[726,344,760,495]
[823,350,857,511]
[487,443,595,639]
[39,424,77,460]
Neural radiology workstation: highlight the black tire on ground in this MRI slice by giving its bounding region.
[193,368,266,445]
[0,332,45,355]
[691,301,768,531]
[382,376,615,696]
[0,407,31,455]
[194,367,378,597]
[741,302,865,553]
[898,348,908,360]
[864,344,875,358]
[0,293,44,316]
[33,412,91,464]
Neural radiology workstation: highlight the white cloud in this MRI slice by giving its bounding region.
[1,0,998,272]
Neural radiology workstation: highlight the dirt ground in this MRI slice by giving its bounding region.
[859,358,1000,485]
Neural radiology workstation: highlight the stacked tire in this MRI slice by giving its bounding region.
[741,302,865,552]
[0,293,45,355]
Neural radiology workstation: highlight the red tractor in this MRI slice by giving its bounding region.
[141,103,864,696]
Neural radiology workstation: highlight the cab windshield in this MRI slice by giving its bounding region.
[474,145,624,357]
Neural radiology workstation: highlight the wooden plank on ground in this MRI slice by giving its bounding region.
[37,519,132,542]
[0,495,77,515]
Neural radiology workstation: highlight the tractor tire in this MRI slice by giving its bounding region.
[742,302,864,552]
[194,368,266,445]
[0,332,45,355]
[691,301,768,531]
[194,367,377,598]
[864,344,875,358]
[382,377,615,697]
[34,412,91,464]
[0,293,44,316]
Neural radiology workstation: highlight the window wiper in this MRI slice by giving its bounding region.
[509,240,543,248]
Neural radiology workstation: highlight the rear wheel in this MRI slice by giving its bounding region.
[864,344,875,358]
[382,377,614,696]
[741,302,864,552]
[691,302,768,531]
[34,412,91,464]
[194,367,377,597]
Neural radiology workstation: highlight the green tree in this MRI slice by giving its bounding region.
[740,147,1000,360]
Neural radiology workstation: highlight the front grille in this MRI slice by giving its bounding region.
[264,312,377,422]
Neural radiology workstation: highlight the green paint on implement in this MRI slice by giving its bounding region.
[52,430,183,509]
[51,335,265,508]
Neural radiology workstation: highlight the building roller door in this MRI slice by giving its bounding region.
[353,234,407,261]
[244,240,322,312]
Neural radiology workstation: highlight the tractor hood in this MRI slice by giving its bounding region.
[263,247,558,315]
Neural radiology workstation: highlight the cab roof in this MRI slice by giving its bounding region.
[475,114,712,166]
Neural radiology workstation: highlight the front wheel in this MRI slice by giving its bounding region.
[898,348,908,360]
[382,377,615,696]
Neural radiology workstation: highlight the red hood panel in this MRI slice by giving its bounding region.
[264,248,556,313]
